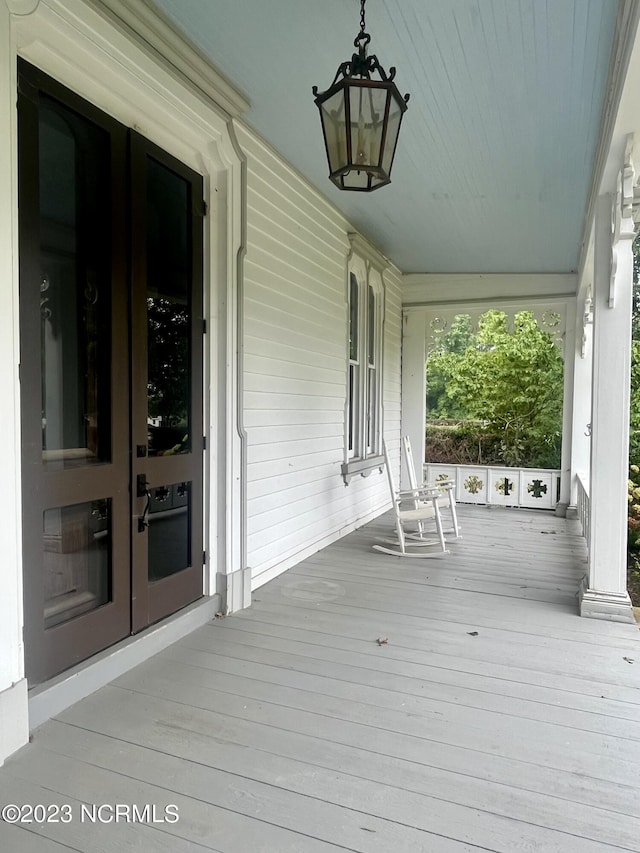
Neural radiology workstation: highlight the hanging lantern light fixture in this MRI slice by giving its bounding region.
[313,0,409,192]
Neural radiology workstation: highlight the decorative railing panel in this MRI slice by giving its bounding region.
[576,472,590,548]
[424,463,562,510]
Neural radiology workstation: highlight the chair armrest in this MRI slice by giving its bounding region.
[397,486,441,499]
[424,478,454,489]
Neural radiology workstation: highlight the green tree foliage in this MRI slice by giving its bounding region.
[630,341,640,462]
[426,315,474,419]
[629,236,640,465]
[632,236,640,339]
[426,311,564,468]
[627,238,640,604]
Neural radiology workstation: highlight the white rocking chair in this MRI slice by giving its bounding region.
[402,435,461,540]
[372,442,449,558]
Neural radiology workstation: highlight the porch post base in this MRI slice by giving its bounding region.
[578,576,635,623]
[565,505,578,520]
[217,566,252,614]
[554,502,568,518]
[0,678,28,765]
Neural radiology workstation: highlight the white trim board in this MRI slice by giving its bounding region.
[0,679,28,766]
[403,273,577,306]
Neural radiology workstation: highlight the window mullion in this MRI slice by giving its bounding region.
[359,276,368,458]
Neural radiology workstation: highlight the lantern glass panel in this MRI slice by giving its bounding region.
[381,94,404,176]
[349,83,388,169]
[342,168,371,190]
[319,89,347,174]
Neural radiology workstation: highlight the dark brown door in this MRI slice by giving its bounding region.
[130,133,204,631]
[18,61,204,685]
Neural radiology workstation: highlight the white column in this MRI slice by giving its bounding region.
[579,193,635,622]
[557,303,576,514]
[570,294,593,506]
[400,309,427,488]
[0,0,29,765]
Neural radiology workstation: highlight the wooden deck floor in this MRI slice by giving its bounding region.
[1,506,640,852]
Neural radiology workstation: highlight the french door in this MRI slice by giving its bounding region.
[18,60,204,685]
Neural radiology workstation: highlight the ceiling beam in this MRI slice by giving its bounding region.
[403,273,577,306]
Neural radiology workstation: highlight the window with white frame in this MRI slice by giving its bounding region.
[343,235,385,481]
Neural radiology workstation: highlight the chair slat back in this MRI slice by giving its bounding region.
[402,435,420,491]
[382,441,398,508]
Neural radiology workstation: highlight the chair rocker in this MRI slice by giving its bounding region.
[372,442,449,558]
[402,435,461,540]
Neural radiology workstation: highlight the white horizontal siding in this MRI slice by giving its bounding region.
[236,126,402,586]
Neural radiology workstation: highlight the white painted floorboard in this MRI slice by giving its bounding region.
[1,506,639,852]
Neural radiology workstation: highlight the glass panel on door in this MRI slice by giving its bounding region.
[148,482,191,582]
[146,157,191,457]
[43,499,111,628]
[39,96,112,469]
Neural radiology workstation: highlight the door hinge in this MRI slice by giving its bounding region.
[203,550,207,565]
[193,198,207,217]
[203,435,207,450]
[203,318,207,335]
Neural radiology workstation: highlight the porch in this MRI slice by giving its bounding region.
[1,505,638,852]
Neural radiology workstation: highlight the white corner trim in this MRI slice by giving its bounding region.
[81,0,250,119]
[0,678,28,765]
[221,120,248,580]
[348,231,388,272]
[218,565,252,613]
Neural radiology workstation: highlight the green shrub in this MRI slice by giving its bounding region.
[628,465,640,549]
[426,418,560,469]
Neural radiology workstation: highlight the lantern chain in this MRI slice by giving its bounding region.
[354,0,371,53]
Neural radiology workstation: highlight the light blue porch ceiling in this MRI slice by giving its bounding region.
[150,0,618,274]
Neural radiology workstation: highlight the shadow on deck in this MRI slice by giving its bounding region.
[1,505,639,852]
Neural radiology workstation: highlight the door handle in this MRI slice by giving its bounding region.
[137,493,151,532]
[136,474,151,532]
[137,473,149,497]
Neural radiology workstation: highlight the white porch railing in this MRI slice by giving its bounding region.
[424,463,561,510]
[576,472,590,548]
